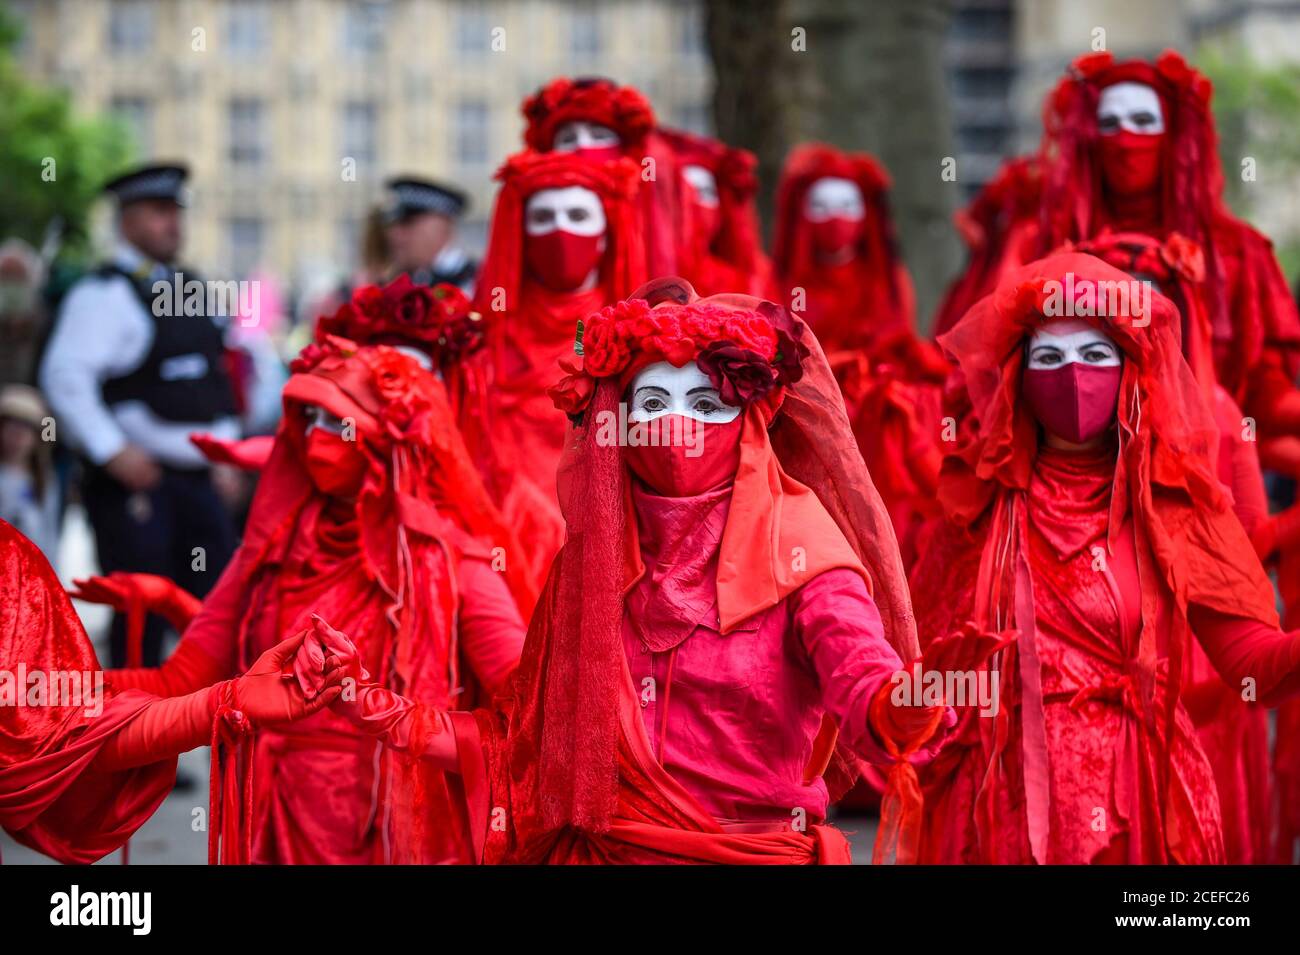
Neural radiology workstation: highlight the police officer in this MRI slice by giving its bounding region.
[381,175,477,291]
[39,162,239,667]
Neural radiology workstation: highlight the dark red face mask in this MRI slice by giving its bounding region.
[1022,363,1123,445]
[809,216,864,258]
[1098,131,1165,197]
[691,201,722,246]
[623,415,743,497]
[524,229,605,292]
[303,428,369,498]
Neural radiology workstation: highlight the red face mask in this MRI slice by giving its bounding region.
[692,202,721,246]
[623,415,743,497]
[1022,363,1123,445]
[524,230,605,292]
[1098,131,1165,197]
[570,145,623,163]
[303,428,369,498]
[809,216,863,258]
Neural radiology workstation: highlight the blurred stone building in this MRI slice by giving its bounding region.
[9,0,713,288]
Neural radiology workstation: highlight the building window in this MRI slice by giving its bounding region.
[228,98,266,168]
[456,99,488,165]
[226,0,270,56]
[341,1,385,56]
[228,218,264,277]
[108,0,154,53]
[570,6,601,58]
[341,100,379,166]
[109,95,154,154]
[455,7,490,56]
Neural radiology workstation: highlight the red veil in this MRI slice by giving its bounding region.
[659,127,773,297]
[1038,50,1300,413]
[522,76,679,278]
[772,143,915,355]
[450,278,919,863]
[914,251,1277,862]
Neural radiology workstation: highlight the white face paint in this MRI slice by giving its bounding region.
[1026,319,1122,369]
[683,165,720,208]
[524,186,607,236]
[803,176,865,222]
[303,403,348,435]
[628,361,741,424]
[552,120,621,152]
[1097,82,1165,135]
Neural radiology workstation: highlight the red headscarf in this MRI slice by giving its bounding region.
[921,251,1276,862]
[772,143,914,353]
[659,127,772,297]
[482,277,917,856]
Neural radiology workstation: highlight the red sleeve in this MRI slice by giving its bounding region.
[1189,603,1300,707]
[457,557,526,693]
[168,548,252,678]
[792,568,949,765]
[106,637,228,698]
[92,684,221,771]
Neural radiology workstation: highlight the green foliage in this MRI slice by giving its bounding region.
[0,2,133,257]
[1196,44,1300,218]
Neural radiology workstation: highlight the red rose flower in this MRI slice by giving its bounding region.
[696,342,779,406]
[582,318,633,377]
[548,355,595,416]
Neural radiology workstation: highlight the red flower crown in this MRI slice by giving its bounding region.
[522,77,656,152]
[549,298,810,415]
[291,334,435,441]
[316,274,484,370]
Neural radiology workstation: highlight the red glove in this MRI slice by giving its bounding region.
[190,433,274,472]
[70,572,202,632]
[305,615,458,767]
[232,627,346,726]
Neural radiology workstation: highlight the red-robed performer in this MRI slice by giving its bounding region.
[773,144,947,569]
[1071,229,1274,863]
[0,516,343,864]
[75,283,527,864]
[301,279,1008,865]
[772,143,919,359]
[456,150,646,592]
[1037,50,1300,464]
[932,154,1043,338]
[659,127,772,298]
[912,252,1300,864]
[521,76,679,278]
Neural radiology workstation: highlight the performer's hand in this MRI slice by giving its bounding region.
[105,444,162,491]
[920,621,1014,679]
[70,572,201,629]
[288,615,368,702]
[232,629,344,726]
[190,433,274,472]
